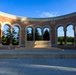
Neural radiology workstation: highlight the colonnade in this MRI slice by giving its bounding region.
[0,23,76,47]
[57,24,76,46]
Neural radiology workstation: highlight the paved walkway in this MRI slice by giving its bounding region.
[0,49,76,75]
[0,58,76,75]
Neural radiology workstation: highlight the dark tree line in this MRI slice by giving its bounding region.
[2,27,50,45]
[27,28,50,41]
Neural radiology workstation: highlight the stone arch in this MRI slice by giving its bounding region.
[0,21,2,45]
[1,22,11,36]
[43,25,51,41]
[35,25,43,41]
[0,21,2,36]
[35,25,42,28]
[65,22,75,28]
[74,23,76,45]
[0,21,2,27]
[2,22,11,28]
[43,25,51,29]
[57,26,64,45]
[12,24,21,45]
[65,23,74,45]
[55,24,64,45]
[26,25,33,41]
[0,22,1,29]
[25,25,34,48]
[26,25,34,41]
[26,25,34,29]
[55,24,64,35]
[2,22,11,45]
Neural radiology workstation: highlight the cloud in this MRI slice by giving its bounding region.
[40,12,58,18]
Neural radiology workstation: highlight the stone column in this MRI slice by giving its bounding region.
[51,28,56,46]
[33,27,35,41]
[42,28,43,40]
[10,27,12,45]
[21,27,25,47]
[0,25,1,44]
[74,25,76,45]
[64,28,67,45]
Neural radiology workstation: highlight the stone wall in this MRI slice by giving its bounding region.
[26,41,51,48]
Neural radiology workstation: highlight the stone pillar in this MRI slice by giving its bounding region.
[10,27,12,45]
[21,27,25,47]
[42,28,43,40]
[74,25,76,45]
[64,28,67,45]
[51,28,56,46]
[55,29,58,46]
[33,27,35,41]
[0,25,1,44]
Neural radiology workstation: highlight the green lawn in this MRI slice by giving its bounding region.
[58,42,74,45]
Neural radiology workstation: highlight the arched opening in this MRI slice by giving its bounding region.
[27,27,33,41]
[66,25,74,45]
[35,27,42,41]
[57,26,64,45]
[43,27,50,41]
[2,24,11,45]
[12,26,20,45]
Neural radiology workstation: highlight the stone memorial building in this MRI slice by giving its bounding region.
[0,12,76,49]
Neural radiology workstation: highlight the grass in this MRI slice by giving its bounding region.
[58,42,74,45]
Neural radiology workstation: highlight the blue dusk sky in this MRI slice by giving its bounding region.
[0,0,76,36]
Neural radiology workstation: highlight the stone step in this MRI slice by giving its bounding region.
[15,47,62,51]
[0,49,76,58]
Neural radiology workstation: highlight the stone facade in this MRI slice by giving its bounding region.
[0,12,76,49]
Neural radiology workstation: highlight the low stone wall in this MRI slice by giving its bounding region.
[57,45,76,49]
[0,45,19,50]
[25,41,51,48]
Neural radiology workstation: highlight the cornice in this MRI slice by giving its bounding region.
[0,11,76,21]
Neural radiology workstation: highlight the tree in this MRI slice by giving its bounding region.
[2,27,11,45]
[12,28,19,45]
[58,36,64,45]
[27,29,33,41]
[43,29,50,41]
[67,36,74,45]
[35,28,42,40]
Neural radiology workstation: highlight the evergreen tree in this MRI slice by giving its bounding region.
[12,28,19,45]
[2,27,11,45]
[43,29,50,40]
